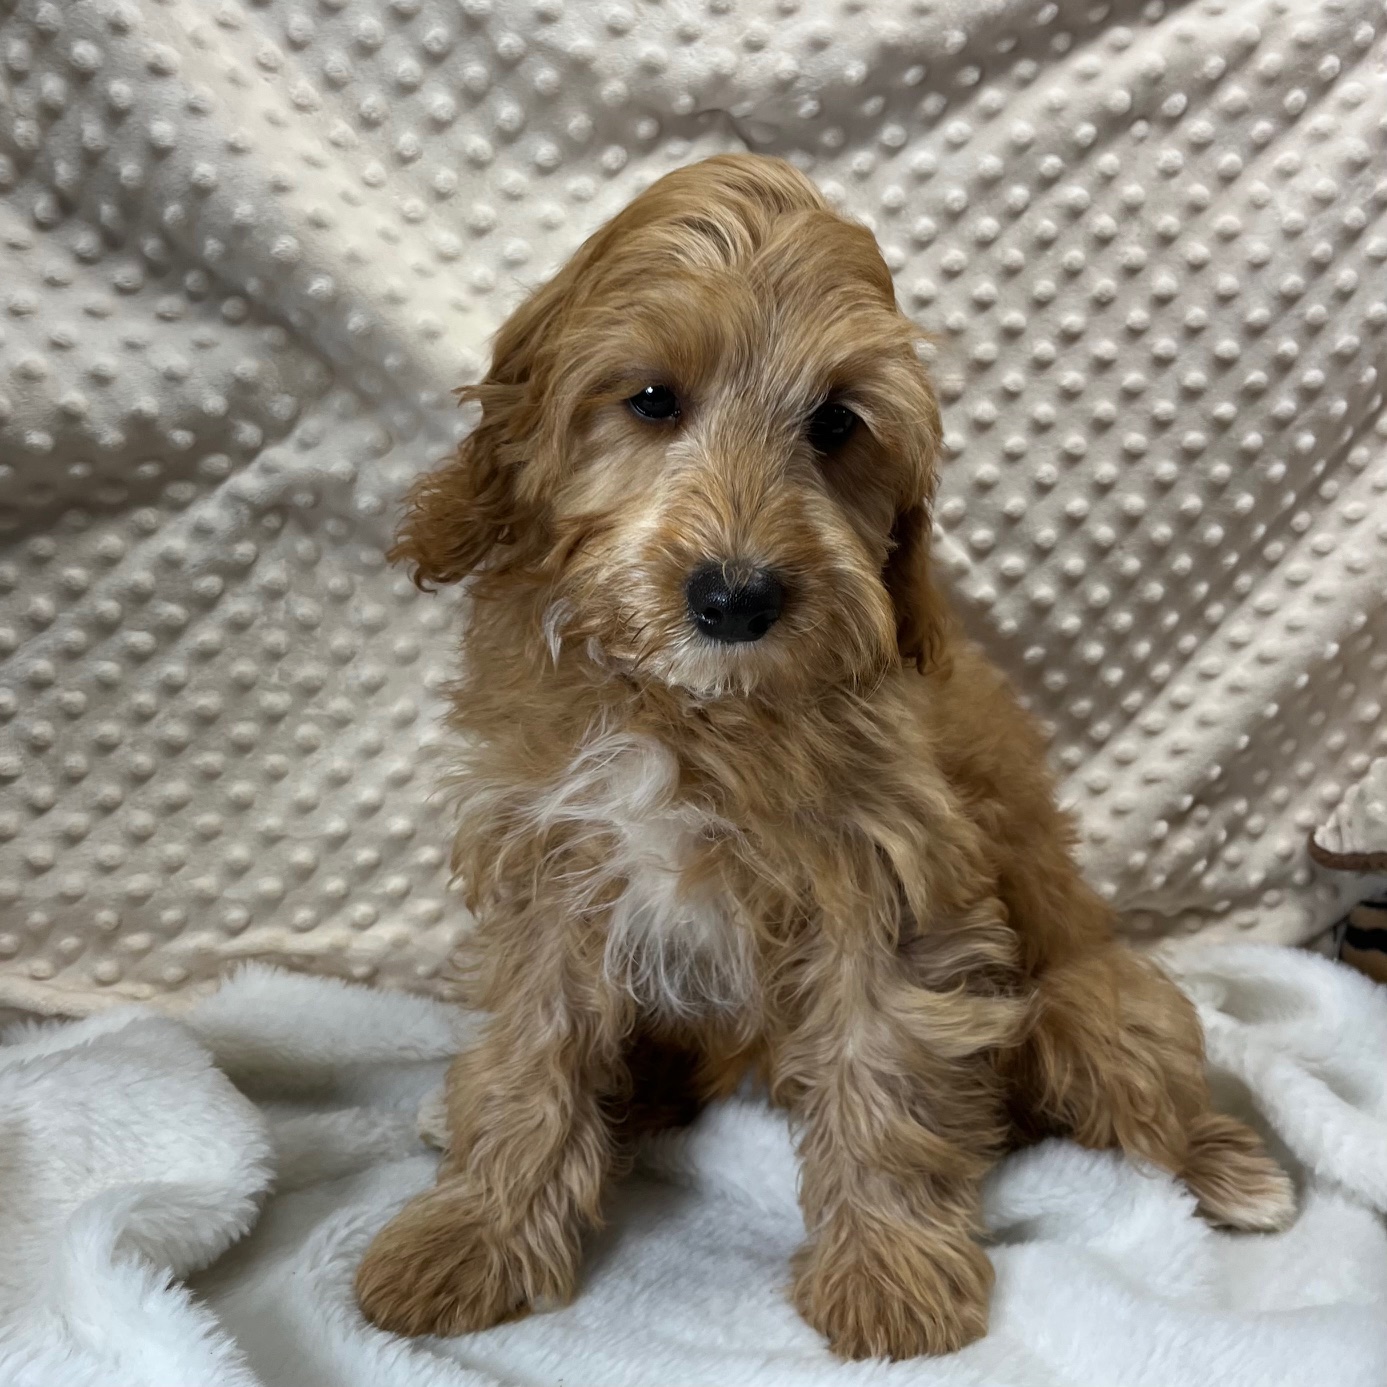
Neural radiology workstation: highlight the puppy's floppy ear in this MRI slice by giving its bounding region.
[388,271,575,590]
[387,403,519,591]
[884,501,953,676]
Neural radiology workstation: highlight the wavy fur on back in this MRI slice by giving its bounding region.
[356,155,1294,1361]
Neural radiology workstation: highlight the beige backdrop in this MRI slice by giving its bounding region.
[1,0,1385,1014]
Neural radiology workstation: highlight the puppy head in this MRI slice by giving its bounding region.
[393,154,946,698]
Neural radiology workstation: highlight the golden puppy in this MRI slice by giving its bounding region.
[355,155,1293,1360]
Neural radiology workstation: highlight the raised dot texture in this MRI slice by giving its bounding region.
[0,0,1383,1010]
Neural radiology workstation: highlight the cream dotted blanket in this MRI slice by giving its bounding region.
[1,0,1384,1012]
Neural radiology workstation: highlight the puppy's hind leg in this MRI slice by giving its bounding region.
[1181,1109,1297,1232]
[1011,944,1295,1232]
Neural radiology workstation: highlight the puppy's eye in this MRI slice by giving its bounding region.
[628,385,681,421]
[807,401,859,453]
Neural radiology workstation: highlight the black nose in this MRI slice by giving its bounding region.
[685,563,785,644]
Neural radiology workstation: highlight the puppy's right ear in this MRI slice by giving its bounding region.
[388,270,576,590]
[387,399,518,590]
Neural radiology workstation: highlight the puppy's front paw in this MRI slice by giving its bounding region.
[355,1184,555,1338]
[792,1223,992,1360]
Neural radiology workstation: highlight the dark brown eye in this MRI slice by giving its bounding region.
[808,401,858,453]
[628,385,681,421]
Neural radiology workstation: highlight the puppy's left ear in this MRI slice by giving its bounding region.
[884,501,953,676]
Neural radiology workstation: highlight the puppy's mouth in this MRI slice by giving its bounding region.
[547,533,880,699]
[683,560,786,647]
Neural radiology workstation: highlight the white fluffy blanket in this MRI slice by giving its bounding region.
[2,0,1386,1017]
[2,944,1385,1387]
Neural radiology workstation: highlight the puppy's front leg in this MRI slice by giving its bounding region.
[356,934,626,1337]
[775,933,1017,1361]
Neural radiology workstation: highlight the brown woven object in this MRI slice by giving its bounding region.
[1307,833,1387,875]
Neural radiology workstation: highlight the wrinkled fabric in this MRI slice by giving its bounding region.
[1,950,1385,1386]
[2,0,1386,1012]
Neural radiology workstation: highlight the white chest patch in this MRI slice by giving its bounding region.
[528,732,753,1018]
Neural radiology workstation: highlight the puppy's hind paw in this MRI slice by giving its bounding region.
[1183,1113,1297,1233]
